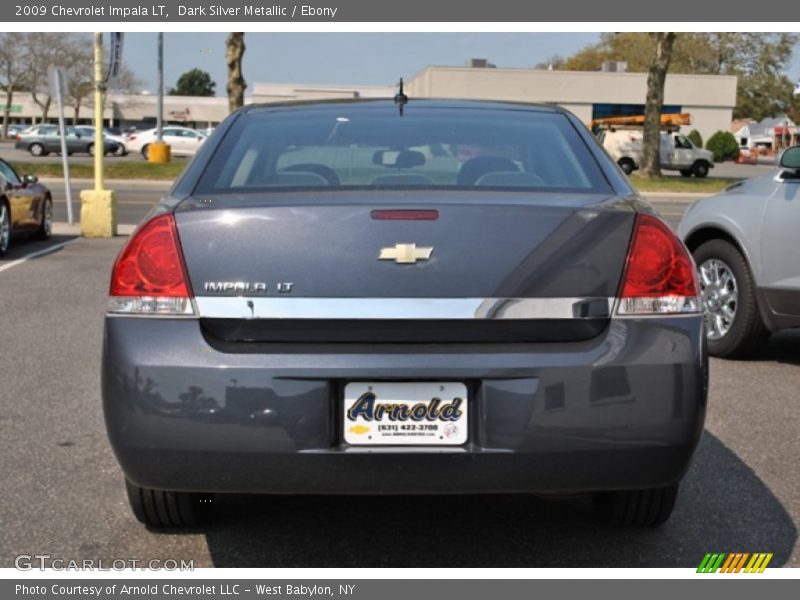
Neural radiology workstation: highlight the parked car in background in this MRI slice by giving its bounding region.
[679,145,800,357]
[0,158,52,256]
[74,126,129,156]
[14,124,118,157]
[599,129,715,177]
[3,124,26,138]
[125,126,207,159]
[104,100,707,529]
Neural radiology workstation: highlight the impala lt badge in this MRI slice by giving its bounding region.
[378,243,434,264]
[203,281,294,294]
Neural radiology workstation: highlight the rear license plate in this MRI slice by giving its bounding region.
[343,382,468,446]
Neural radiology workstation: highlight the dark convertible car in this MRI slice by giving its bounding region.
[102,99,707,528]
[0,158,52,255]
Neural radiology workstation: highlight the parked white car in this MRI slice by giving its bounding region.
[74,126,129,156]
[126,126,207,159]
[599,129,715,178]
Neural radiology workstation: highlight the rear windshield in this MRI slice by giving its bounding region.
[195,105,611,194]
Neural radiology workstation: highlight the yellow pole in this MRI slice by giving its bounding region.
[80,32,116,238]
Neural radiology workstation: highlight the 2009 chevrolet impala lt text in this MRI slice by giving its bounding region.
[101,98,708,528]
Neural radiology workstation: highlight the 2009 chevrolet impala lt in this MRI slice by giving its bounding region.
[102,98,707,528]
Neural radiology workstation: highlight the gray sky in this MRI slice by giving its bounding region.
[120,32,800,96]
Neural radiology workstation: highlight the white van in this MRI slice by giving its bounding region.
[599,129,715,178]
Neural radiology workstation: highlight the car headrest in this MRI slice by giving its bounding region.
[373,149,426,169]
[457,156,520,186]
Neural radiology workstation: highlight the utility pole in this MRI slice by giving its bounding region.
[93,32,104,194]
[149,32,170,162]
[80,33,117,237]
[157,32,163,142]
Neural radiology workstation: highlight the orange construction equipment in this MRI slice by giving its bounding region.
[592,113,692,131]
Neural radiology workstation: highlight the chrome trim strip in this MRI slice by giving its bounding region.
[193,297,614,320]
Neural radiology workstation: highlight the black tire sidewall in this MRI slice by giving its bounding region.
[36,197,52,239]
[693,161,709,178]
[693,239,766,358]
[0,199,10,255]
[619,159,634,175]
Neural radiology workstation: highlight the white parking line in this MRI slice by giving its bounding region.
[0,238,81,274]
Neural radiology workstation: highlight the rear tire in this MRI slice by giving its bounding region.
[0,200,10,256]
[693,239,768,358]
[87,143,95,157]
[618,158,635,175]
[34,196,52,240]
[141,144,150,160]
[593,484,678,527]
[29,143,46,157]
[692,161,710,178]
[680,168,693,177]
[125,479,213,527]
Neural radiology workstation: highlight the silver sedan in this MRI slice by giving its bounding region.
[679,145,800,357]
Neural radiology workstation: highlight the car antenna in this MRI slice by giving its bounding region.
[394,77,408,116]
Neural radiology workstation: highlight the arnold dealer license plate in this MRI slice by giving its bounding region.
[343,382,468,445]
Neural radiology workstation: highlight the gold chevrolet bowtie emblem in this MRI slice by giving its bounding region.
[378,243,434,264]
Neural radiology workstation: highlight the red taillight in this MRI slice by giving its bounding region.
[617,213,699,315]
[108,214,194,315]
[371,209,439,220]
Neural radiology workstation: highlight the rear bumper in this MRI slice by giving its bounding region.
[102,316,707,494]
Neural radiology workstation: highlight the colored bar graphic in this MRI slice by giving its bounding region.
[720,553,736,573]
[734,553,750,573]
[710,553,726,572]
[699,552,772,573]
[697,554,713,573]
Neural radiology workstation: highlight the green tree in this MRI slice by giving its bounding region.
[706,131,740,162]
[169,68,216,97]
[788,95,800,127]
[687,129,703,148]
[562,33,799,120]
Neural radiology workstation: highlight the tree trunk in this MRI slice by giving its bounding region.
[225,32,246,113]
[2,89,12,139]
[32,93,52,124]
[641,32,676,179]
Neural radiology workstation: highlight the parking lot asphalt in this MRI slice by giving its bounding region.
[1,196,798,569]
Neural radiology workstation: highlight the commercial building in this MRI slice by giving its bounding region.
[732,116,799,150]
[3,62,737,142]
[404,64,738,142]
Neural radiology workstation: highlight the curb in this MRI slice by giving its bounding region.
[53,223,136,236]
[40,177,173,187]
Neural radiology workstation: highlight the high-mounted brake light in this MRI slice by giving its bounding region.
[617,213,700,315]
[108,214,195,316]
[371,209,439,221]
